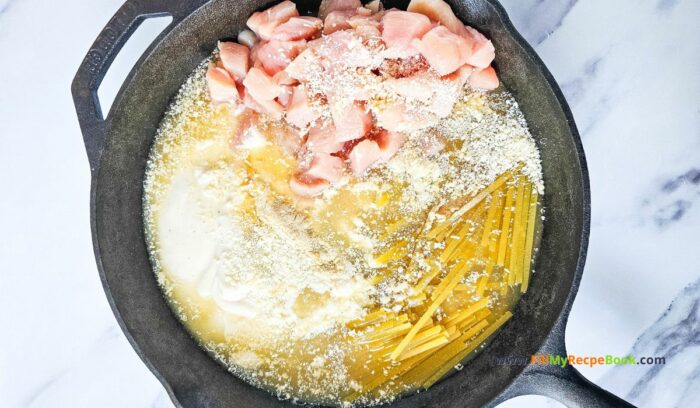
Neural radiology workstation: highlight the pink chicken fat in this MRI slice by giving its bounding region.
[207,0,500,197]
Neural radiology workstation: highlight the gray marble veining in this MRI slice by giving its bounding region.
[601,278,700,407]
[504,0,579,46]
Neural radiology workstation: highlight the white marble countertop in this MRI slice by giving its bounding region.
[0,0,698,407]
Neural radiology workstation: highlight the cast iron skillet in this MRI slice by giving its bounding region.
[71,0,635,407]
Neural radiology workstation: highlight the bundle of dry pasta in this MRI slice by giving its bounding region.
[345,166,541,402]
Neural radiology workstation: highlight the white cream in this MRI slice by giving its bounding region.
[158,171,218,285]
[154,158,373,341]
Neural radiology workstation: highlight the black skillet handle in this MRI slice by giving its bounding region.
[71,0,207,174]
[503,315,636,407]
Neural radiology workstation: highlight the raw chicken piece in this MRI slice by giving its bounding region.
[443,64,474,87]
[310,30,363,62]
[246,0,299,40]
[256,40,307,75]
[355,7,374,17]
[284,48,317,80]
[286,86,321,128]
[323,10,355,35]
[374,102,439,132]
[374,103,409,131]
[323,7,376,36]
[218,41,250,82]
[278,85,294,107]
[258,97,286,119]
[249,41,264,67]
[306,123,345,153]
[374,129,407,161]
[272,70,298,86]
[381,11,432,52]
[206,63,239,103]
[348,139,382,176]
[233,111,267,149]
[238,127,268,149]
[468,66,499,90]
[316,30,354,58]
[242,87,264,110]
[412,26,472,75]
[289,175,330,197]
[407,0,495,67]
[242,68,285,118]
[349,17,381,42]
[383,74,435,101]
[377,56,429,79]
[242,88,285,119]
[365,0,383,13]
[271,16,323,41]
[407,0,466,36]
[238,29,259,48]
[318,0,362,20]
[462,26,495,68]
[243,67,282,101]
[306,153,346,183]
[333,102,373,142]
[274,125,305,153]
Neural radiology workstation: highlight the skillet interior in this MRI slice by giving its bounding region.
[93,0,587,406]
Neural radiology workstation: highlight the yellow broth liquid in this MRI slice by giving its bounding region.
[144,69,542,406]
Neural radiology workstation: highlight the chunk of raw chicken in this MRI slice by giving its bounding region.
[468,66,499,90]
[381,11,432,52]
[323,7,376,35]
[306,123,345,154]
[289,174,330,197]
[237,29,259,48]
[365,0,384,13]
[255,40,307,75]
[242,68,285,118]
[286,86,321,128]
[306,153,346,183]
[272,70,298,86]
[242,87,285,119]
[374,103,408,132]
[333,102,373,142]
[350,17,381,42]
[284,48,317,81]
[323,10,355,35]
[218,41,250,82]
[412,26,472,75]
[318,0,362,20]
[243,67,282,101]
[349,139,382,176]
[407,0,466,36]
[374,102,439,132]
[383,74,435,101]
[246,0,300,40]
[407,0,495,68]
[462,26,495,68]
[274,125,305,154]
[249,41,264,68]
[233,111,267,149]
[374,129,407,161]
[310,30,365,65]
[206,63,239,103]
[277,85,294,107]
[271,16,323,41]
[443,64,474,87]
